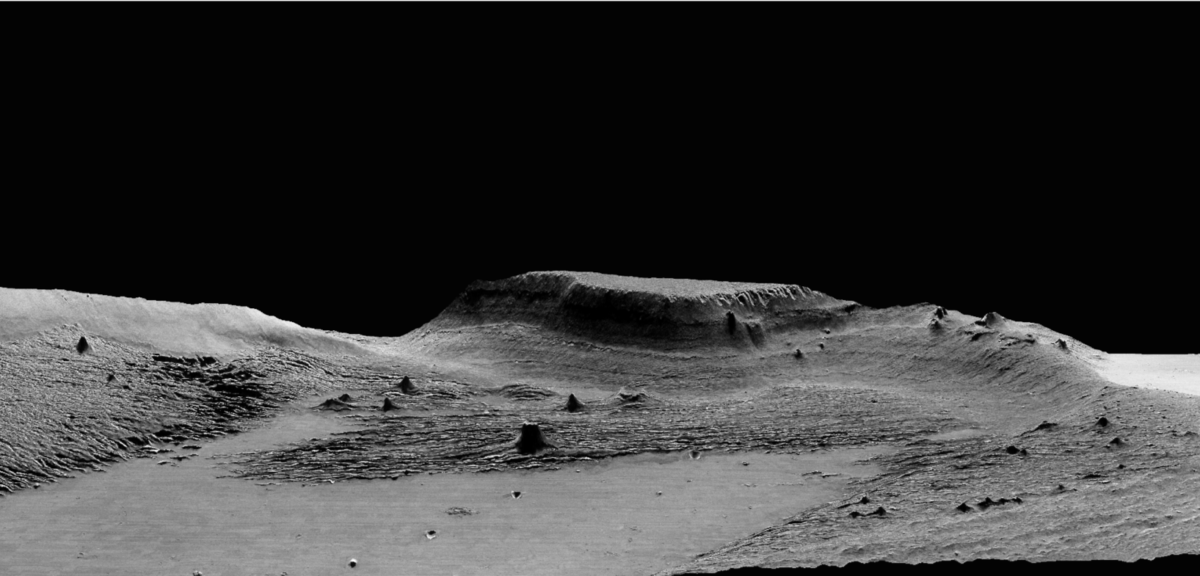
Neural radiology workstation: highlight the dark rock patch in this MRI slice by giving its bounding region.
[565,393,585,413]
[75,336,90,354]
[514,421,554,455]
[315,398,353,411]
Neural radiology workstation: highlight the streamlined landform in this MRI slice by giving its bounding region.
[2,272,1199,575]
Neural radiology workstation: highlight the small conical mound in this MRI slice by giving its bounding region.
[618,387,646,402]
[399,376,416,394]
[514,421,554,454]
[76,336,90,354]
[382,397,400,412]
[976,312,1005,327]
[933,306,947,319]
[315,398,353,411]
[565,393,585,413]
[338,393,353,402]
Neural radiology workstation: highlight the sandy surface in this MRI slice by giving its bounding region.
[0,403,887,576]
[7,275,1200,575]
[1096,354,1200,396]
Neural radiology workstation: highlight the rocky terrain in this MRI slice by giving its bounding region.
[4,272,1200,575]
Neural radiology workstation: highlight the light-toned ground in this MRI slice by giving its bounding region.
[0,399,886,576]
[5,275,1200,576]
[1095,354,1200,396]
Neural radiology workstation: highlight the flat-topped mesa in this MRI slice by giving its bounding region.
[427,271,858,349]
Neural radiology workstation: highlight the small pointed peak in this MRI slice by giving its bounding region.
[565,393,585,413]
[382,397,400,412]
[933,306,947,319]
[514,421,554,455]
[76,336,90,354]
[399,376,416,394]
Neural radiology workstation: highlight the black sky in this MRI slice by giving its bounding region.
[5,59,1191,354]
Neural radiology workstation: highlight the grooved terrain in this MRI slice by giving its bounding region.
[2,272,1199,575]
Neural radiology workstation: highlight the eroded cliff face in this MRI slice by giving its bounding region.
[423,271,855,350]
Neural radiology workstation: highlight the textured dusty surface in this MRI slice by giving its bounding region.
[3,272,1199,575]
[0,400,885,576]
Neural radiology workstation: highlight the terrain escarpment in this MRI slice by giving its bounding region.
[423,271,856,350]
[401,272,1105,427]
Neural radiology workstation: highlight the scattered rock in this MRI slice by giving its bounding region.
[933,306,947,319]
[690,450,702,460]
[977,497,996,510]
[955,502,972,513]
[794,348,804,358]
[106,373,115,382]
[1056,338,1069,350]
[338,394,353,402]
[742,461,750,466]
[511,491,522,499]
[1020,448,1029,456]
[425,530,437,540]
[867,506,887,516]
[348,558,357,568]
[1034,421,1058,431]
[1005,445,1020,454]
[75,336,90,354]
[381,397,400,412]
[928,319,942,330]
[446,507,476,516]
[398,376,416,394]
[1097,417,1109,427]
[823,328,831,334]
[514,421,554,455]
[565,394,585,413]
[818,343,825,350]
[1109,437,1124,446]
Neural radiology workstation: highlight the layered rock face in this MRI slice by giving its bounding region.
[424,271,856,350]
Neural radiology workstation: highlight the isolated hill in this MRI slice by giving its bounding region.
[0,288,369,357]
[399,272,1105,430]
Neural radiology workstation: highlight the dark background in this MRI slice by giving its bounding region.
[4,36,1192,354]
